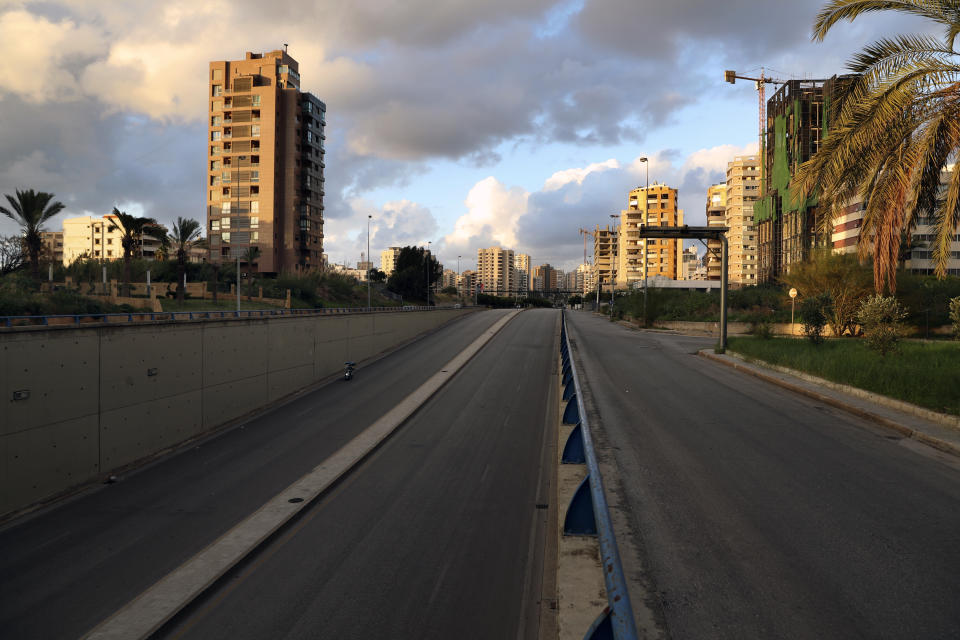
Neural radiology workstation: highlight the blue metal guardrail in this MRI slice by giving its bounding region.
[560,310,639,640]
[0,305,460,329]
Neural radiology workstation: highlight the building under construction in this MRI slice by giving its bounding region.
[754,76,853,282]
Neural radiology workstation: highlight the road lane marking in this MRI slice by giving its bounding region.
[83,310,520,640]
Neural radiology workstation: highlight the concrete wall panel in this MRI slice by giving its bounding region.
[267,364,315,403]
[267,318,314,374]
[100,390,202,469]
[202,374,269,428]
[1,331,99,435]
[99,325,202,413]
[315,315,349,343]
[4,415,99,511]
[202,321,269,387]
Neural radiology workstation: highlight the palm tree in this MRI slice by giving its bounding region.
[167,217,202,302]
[796,0,960,293]
[108,208,157,297]
[0,189,65,280]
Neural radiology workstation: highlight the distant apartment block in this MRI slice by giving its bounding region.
[725,155,760,284]
[39,231,63,265]
[705,183,727,280]
[618,183,684,288]
[533,264,558,291]
[380,247,402,276]
[207,49,326,274]
[477,247,515,295]
[831,201,866,254]
[458,269,477,297]
[593,225,617,292]
[441,269,458,289]
[515,253,531,292]
[60,214,165,266]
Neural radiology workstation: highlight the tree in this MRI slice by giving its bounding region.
[167,217,202,302]
[108,208,157,297]
[0,235,26,276]
[0,189,65,280]
[796,0,960,293]
[368,267,386,283]
[386,246,441,303]
[241,246,260,297]
[782,251,874,336]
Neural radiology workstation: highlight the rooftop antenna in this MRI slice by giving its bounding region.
[283,43,289,53]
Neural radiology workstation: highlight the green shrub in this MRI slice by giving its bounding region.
[798,293,831,344]
[857,295,908,355]
[950,296,960,339]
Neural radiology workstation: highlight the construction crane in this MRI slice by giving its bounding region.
[724,68,784,164]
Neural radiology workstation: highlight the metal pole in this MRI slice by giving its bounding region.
[720,234,729,350]
[48,263,53,282]
[791,297,795,332]
[426,241,431,307]
[237,254,240,312]
[147,269,151,298]
[367,215,372,310]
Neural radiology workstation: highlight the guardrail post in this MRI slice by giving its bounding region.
[563,474,597,535]
[561,422,586,464]
[562,395,580,424]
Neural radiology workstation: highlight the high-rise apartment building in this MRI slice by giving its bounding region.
[755,76,852,282]
[593,225,617,293]
[575,263,594,294]
[458,270,477,297]
[476,247,515,295]
[725,155,760,284]
[207,50,326,274]
[515,253,531,292]
[705,183,727,280]
[618,184,684,287]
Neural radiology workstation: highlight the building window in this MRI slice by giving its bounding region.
[251,231,259,242]
[211,131,221,141]
[250,201,259,213]
[221,217,231,229]
[212,100,223,111]
[250,171,259,183]
[211,220,220,231]
[212,69,223,81]
[222,202,231,214]
[250,216,259,228]
[221,232,231,242]
[211,160,221,170]
[252,125,260,137]
[212,84,222,97]
[211,116,222,126]
[252,95,261,106]
[211,145,220,155]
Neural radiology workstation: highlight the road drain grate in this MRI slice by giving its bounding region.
[288,497,304,503]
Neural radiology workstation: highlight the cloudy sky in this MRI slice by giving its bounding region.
[0,0,931,271]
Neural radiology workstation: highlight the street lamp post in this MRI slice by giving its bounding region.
[638,156,650,325]
[366,215,372,311]
[457,254,461,303]
[426,241,432,307]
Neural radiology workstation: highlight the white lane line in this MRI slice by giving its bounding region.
[83,310,520,640]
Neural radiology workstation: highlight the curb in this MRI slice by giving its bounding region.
[699,350,960,458]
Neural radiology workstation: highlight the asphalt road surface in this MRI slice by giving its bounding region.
[566,311,960,640]
[160,308,557,639]
[0,309,555,640]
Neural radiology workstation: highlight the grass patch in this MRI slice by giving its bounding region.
[727,336,960,416]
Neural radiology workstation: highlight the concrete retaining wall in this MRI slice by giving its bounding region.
[0,308,474,517]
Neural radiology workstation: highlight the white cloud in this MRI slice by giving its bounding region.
[0,10,106,103]
[543,158,619,191]
[444,177,529,252]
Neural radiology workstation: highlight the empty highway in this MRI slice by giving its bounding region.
[566,310,960,640]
